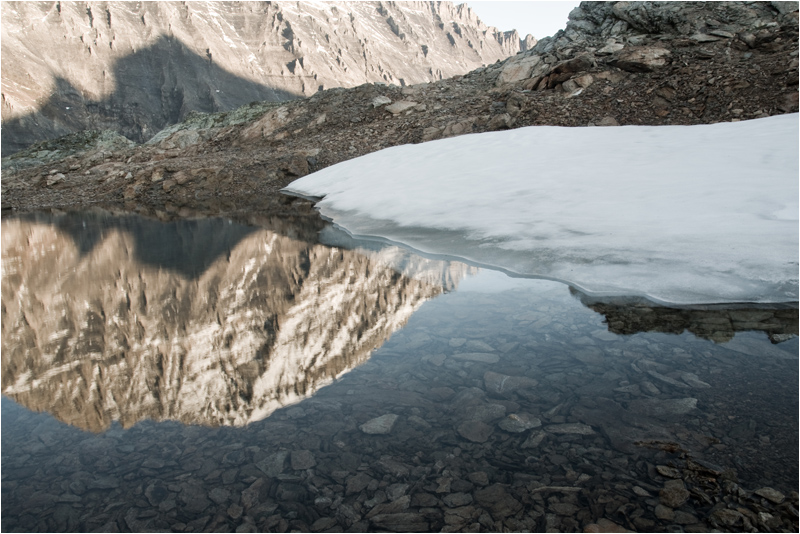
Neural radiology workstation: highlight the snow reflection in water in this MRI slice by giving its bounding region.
[1,210,797,533]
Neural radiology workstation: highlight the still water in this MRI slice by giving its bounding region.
[2,209,797,532]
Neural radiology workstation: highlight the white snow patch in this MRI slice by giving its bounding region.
[285,114,799,305]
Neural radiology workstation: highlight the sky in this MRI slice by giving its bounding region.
[461,1,581,39]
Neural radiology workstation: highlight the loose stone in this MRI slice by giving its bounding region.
[656,465,682,478]
[754,487,786,504]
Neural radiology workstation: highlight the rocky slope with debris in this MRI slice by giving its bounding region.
[3,1,796,216]
[1,1,530,155]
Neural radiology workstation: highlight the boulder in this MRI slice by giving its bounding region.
[385,101,418,114]
[496,55,546,85]
[611,46,671,72]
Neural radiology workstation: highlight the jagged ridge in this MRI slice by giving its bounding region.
[1,1,532,154]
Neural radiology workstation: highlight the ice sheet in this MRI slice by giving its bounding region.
[284,114,799,305]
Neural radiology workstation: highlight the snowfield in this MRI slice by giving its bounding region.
[284,114,799,305]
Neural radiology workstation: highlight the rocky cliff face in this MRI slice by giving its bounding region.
[1,1,530,154]
[1,211,469,432]
[2,1,796,214]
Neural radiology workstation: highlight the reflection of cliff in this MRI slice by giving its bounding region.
[1,212,468,432]
[571,289,798,344]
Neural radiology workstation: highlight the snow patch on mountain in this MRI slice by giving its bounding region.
[285,114,799,305]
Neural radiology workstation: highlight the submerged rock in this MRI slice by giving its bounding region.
[545,423,595,435]
[498,413,541,433]
[360,414,399,435]
[660,479,690,508]
[457,421,494,443]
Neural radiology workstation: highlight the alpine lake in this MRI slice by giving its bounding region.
[2,204,797,533]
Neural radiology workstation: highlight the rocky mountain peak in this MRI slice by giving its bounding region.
[1,1,797,215]
[1,0,530,155]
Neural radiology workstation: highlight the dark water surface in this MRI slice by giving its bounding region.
[2,210,798,533]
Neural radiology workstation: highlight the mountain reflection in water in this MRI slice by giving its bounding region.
[1,211,470,432]
[2,210,797,435]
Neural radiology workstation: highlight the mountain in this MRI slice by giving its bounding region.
[2,1,797,214]
[1,210,470,432]
[0,1,532,154]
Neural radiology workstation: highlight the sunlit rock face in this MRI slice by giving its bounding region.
[1,212,469,432]
[1,1,526,153]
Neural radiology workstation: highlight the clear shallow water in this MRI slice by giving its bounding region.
[2,210,798,533]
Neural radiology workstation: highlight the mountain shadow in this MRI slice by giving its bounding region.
[2,35,301,156]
